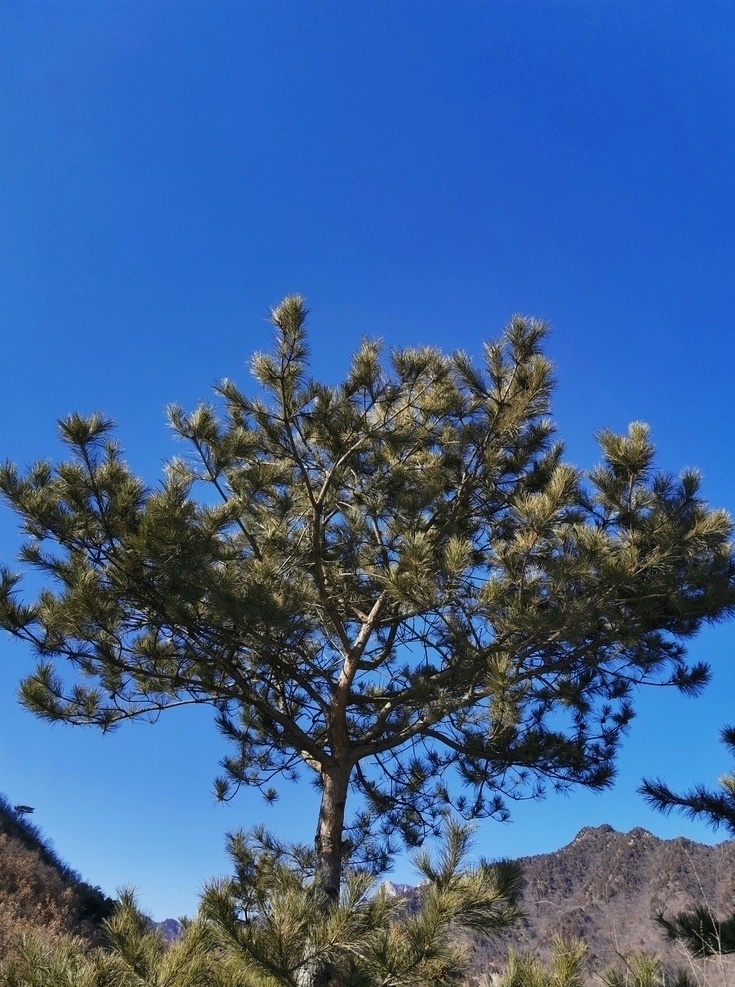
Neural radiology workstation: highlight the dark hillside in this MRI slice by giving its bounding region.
[0,795,115,956]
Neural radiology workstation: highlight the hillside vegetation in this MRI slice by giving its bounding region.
[0,795,115,956]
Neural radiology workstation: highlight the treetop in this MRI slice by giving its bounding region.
[1,297,734,856]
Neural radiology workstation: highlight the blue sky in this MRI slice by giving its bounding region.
[1,1,735,921]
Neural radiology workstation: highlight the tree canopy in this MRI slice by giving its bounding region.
[1,296,734,906]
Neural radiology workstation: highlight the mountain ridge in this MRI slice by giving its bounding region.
[462,822,735,981]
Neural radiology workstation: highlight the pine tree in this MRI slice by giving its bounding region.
[0,892,239,987]
[598,951,695,987]
[497,936,588,987]
[2,298,734,985]
[653,902,735,959]
[200,819,522,987]
[495,941,696,987]
[0,825,521,987]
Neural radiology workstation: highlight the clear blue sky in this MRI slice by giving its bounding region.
[1,1,735,921]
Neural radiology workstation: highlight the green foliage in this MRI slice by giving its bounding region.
[653,903,735,959]
[0,935,122,987]
[0,890,243,987]
[2,296,734,898]
[494,943,696,987]
[598,951,695,987]
[200,819,522,987]
[496,936,587,987]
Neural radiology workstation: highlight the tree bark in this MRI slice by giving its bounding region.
[315,761,350,901]
[296,760,352,987]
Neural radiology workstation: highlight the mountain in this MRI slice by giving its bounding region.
[153,917,183,943]
[0,795,116,956]
[464,823,735,982]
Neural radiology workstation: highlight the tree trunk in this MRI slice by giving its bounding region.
[297,760,351,987]
[315,761,351,901]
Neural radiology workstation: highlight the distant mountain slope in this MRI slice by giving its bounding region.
[153,917,183,943]
[465,824,735,981]
[0,795,115,956]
